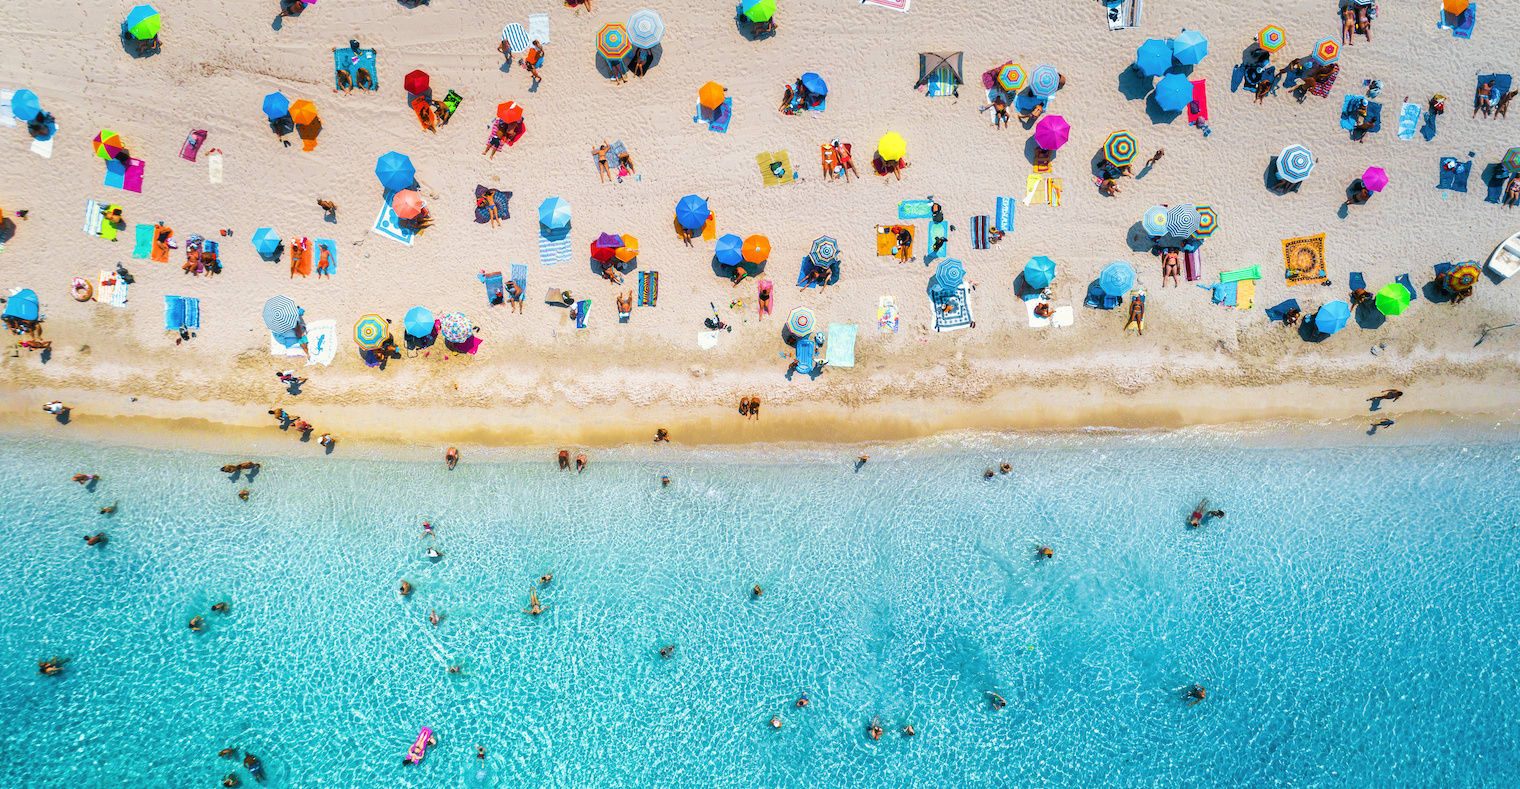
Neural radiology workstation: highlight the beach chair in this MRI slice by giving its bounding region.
[1084,285,1122,310]
[1106,0,1142,30]
[480,271,504,305]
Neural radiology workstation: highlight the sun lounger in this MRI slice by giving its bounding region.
[132,224,152,258]
[794,333,816,374]
[1184,249,1201,282]
[180,129,207,161]
[932,283,974,331]
[1085,285,1122,309]
[527,13,550,44]
[756,150,794,185]
[971,215,990,250]
[898,200,933,220]
[1396,274,1418,301]
[480,271,505,305]
[926,221,948,261]
[638,270,658,306]
[511,264,527,302]
[1438,158,1472,192]
[1219,265,1260,283]
[573,299,590,329]
[995,197,1015,231]
[878,296,899,333]
[708,98,733,133]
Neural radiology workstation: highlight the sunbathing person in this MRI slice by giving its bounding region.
[1161,250,1181,287]
[630,48,652,78]
[1283,307,1301,326]
[594,142,611,182]
[1095,177,1120,196]
[617,150,635,175]
[1356,6,1371,42]
[1504,177,1520,207]
[982,95,1009,129]
[1476,80,1496,118]
[1341,7,1355,45]
[481,121,504,159]
[1343,184,1372,207]
[316,245,332,278]
[832,140,858,180]
[1496,89,1518,119]
[600,262,624,285]
[616,291,632,315]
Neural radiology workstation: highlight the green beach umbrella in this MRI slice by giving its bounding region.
[1502,147,1520,174]
[125,5,161,41]
[1375,283,1411,316]
[741,0,775,23]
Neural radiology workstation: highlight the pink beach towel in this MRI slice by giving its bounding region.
[180,129,207,161]
[1187,80,1208,124]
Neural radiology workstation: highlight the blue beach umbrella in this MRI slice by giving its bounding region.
[538,197,571,230]
[1029,65,1060,98]
[799,72,828,97]
[715,233,744,266]
[125,5,161,40]
[934,258,965,292]
[1165,205,1199,238]
[1276,144,1315,182]
[1099,261,1135,297]
[1141,206,1170,236]
[1,289,39,321]
[1134,39,1171,78]
[675,194,709,231]
[810,236,839,264]
[250,228,280,257]
[375,151,416,190]
[404,306,435,338]
[1153,73,1193,112]
[1024,256,1056,290]
[628,8,665,49]
[261,91,290,120]
[10,89,40,121]
[1172,29,1208,65]
[1314,300,1351,334]
[262,295,300,333]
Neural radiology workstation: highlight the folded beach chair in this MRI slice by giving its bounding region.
[132,224,153,258]
[480,271,505,305]
[180,129,207,161]
[573,299,590,329]
[971,215,990,250]
[995,197,1015,232]
[1444,6,1475,39]
[638,270,658,306]
[511,264,527,303]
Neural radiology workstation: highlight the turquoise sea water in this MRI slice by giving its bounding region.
[1,434,1518,788]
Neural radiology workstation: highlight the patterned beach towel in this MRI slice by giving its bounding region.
[877,296,899,333]
[1397,102,1421,140]
[971,215,989,250]
[932,283,973,332]
[371,196,415,246]
[995,197,1015,231]
[638,271,658,306]
[1309,66,1337,97]
[859,0,910,11]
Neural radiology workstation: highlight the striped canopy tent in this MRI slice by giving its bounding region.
[996,63,1027,92]
[1029,65,1060,97]
[628,9,664,49]
[1141,206,1169,236]
[788,306,814,337]
[1104,131,1136,166]
[262,295,300,333]
[353,314,389,350]
[1192,204,1218,238]
[597,23,631,60]
[1165,205,1199,238]
[1276,144,1315,182]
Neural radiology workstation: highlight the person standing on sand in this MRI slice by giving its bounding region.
[1142,149,1164,169]
[557,450,570,470]
[445,447,459,469]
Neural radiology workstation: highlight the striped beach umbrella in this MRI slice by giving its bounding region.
[1258,25,1286,52]
[1314,301,1351,334]
[375,151,416,190]
[1501,147,1520,174]
[261,91,290,120]
[403,306,434,338]
[1104,131,1136,166]
[996,63,1027,92]
[1375,283,1411,316]
[597,23,632,60]
[934,258,965,292]
[1165,205,1199,238]
[438,312,472,343]
[810,236,839,264]
[1024,256,1056,289]
[1276,144,1315,182]
[628,9,664,49]
[93,130,125,160]
[1154,73,1193,112]
[742,235,771,264]
[788,306,814,337]
[1193,204,1218,237]
[1312,38,1339,65]
[1172,29,1209,65]
[1141,206,1169,236]
[715,234,743,266]
[125,5,160,41]
[741,0,775,23]
[1135,39,1171,77]
[262,296,300,333]
[353,314,388,350]
[1099,261,1135,297]
[1029,65,1060,97]
[675,195,709,231]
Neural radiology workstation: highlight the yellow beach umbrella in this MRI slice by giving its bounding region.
[877,132,906,162]
[615,234,639,262]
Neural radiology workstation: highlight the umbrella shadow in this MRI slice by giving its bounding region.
[1354,299,1387,330]
[1297,320,1330,343]
[0,218,14,244]
[1023,136,1042,166]
[1116,67,1152,102]
[1145,96,1183,125]
[119,28,161,59]
[629,45,662,78]
[296,118,322,150]
[734,10,775,42]
[1125,222,1158,253]
[712,257,765,283]
[1263,157,1302,194]
[593,54,630,82]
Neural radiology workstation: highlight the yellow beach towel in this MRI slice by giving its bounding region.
[1235,279,1255,309]
[1023,174,1044,205]
[1047,178,1063,207]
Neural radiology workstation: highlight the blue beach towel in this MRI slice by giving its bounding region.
[1349,272,1366,292]
[708,98,732,133]
[511,264,527,299]
[794,333,816,374]
[1013,93,1047,115]
[995,197,1015,232]
[333,47,378,91]
[926,66,957,97]
[1476,74,1511,113]
[481,271,504,304]
[1199,280,1237,306]
[1443,6,1475,39]
[797,259,836,288]
[897,200,933,220]
[1435,262,1455,276]
[163,295,200,330]
[1397,102,1420,140]
[825,323,857,367]
[538,227,571,265]
[1486,171,1507,204]
[1396,274,1418,301]
[926,221,948,262]
[574,299,589,329]
[1265,299,1300,322]
[1438,158,1472,192]
[1340,96,1382,133]
[315,239,336,275]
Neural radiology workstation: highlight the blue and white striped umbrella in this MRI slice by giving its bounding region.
[1029,65,1060,98]
[262,295,300,333]
[788,306,814,337]
[810,236,839,264]
[501,24,529,54]
[1142,206,1170,236]
[1165,204,1199,238]
[934,258,965,291]
[628,9,664,49]
[1276,144,1315,182]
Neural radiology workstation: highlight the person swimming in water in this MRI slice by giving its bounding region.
[661,475,671,487]
[221,774,241,787]
[1206,510,1224,520]
[99,501,117,515]
[983,469,995,479]
[83,532,107,546]
[539,573,553,586]
[796,693,809,708]
[37,656,68,676]
[189,616,205,632]
[212,601,229,614]
[243,753,264,782]
[770,716,783,729]
[237,489,250,501]
[429,609,441,627]
[867,719,884,741]
[986,691,1007,710]
[1037,546,1053,560]
[422,521,434,537]
[557,450,570,470]
[72,474,99,485]
[1186,684,1206,705]
[1188,498,1209,528]
[901,724,915,737]
[426,547,443,560]
[524,588,546,615]
[399,580,413,596]
[575,453,588,472]
[659,645,675,659]
[751,585,763,598]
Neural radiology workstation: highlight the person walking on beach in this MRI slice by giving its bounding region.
[445,447,459,470]
[1143,148,1165,168]
[1370,418,1395,434]
[1369,389,1403,403]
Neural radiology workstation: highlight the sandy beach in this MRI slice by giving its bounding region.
[3,0,1519,449]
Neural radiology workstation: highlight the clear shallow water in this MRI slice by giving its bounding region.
[1,435,1518,788]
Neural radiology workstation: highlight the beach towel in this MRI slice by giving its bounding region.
[333,47,378,91]
[473,185,512,223]
[1340,96,1382,131]
[1219,265,1261,283]
[1397,102,1421,140]
[878,296,899,333]
[96,271,115,305]
[502,23,529,54]
[798,260,836,288]
[1024,298,1053,328]
[1396,274,1418,301]
[638,270,658,306]
[1201,280,1238,307]
[82,200,104,237]
[527,13,550,44]
[164,295,201,329]
[1349,272,1366,293]
[180,129,207,162]
[708,98,733,133]
[1023,174,1045,205]
[150,225,171,263]
[1050,305,1074,328]
[756,150,795,185]
[1187,79,1209,125]
[574,300,590,329]
[314,239,336,276]
[538,228,572,265]
[860,0,910,11]
[697,330,719,350]
[481,271,504,304]
[932,283,973,332]
[208,151,223,184]
[305,319,337,367]
[105,158,145,193]
[1046,179,1063,207]
[1235,279,1255,309]
[0,91,14,127]
[132,224,153,258]
[876,225,912,258]
[995,197,1015,231]
[1265,299,1300,322]
[897,200,933,220]
[1084,287,1122,310]
[511,264,527,302]
[1485,166,1508,204]
[702,213,716,241]
[926,221,948,261]
[757,279,772,317]
[1438,158,1472,192]
[290,238,313,277]
[825,323,857,367]
[1184,249,1201,282]
[1476,74,1511,114]
[971,215,990,250]
[1308,66,1337,98]
[30,135,53,158]
[1283,233,1328,286]
[925,64,955,96]
[372,194,416,246]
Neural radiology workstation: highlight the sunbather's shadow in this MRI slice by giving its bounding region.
[324,441,335,456]
[54,410,70,425]
[1116,67,1151,102]
[1354,300,1386,330]
[593,54,625,82]
[297,428,313,442]
[1420,113,1437,141]
[244,465,261,482]
[0,219,13,244]
[285,379,304,396]
[38,348,50,364]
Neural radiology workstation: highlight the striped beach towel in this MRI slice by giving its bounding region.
[638,271,658,306]
[995,197,1014,231]
[971,215,989,250]
[538,232,572,265]
[502,23,529,53]
[83,200,103,236]
[1309,66,1337,97]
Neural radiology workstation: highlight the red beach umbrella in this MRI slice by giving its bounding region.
[496,101,523,123]
[404,69,430,95]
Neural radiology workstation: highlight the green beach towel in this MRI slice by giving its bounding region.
[1219,265,1261,283]
[132,224,153,258]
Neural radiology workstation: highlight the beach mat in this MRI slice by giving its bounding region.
[926,220,948,261]
[1350,272,1366,292]
[574,299,589,329]
[877,295,899,333]
[897,200,933,220]
[527,13,550,44]
[208,151,223,184]
[1396,274,1418,301]
[1187,79,1208,125]
[1438,158,1472,192]
[132,224,153,258]
[473,185,512,223]
[1340,96,1383,133]
[372,194,416,246]
[931,283,973,332]
[511,264,527,301]
[315,239,337,276]
[1235,279,1255,309]
[825,323,857,367]
[105,158,145,193]
[1397,102,1420,140]
[150,225,170,262]
[82,200,103,237]
[638,270,658,306]
[798,260,836,288]
[875,225,911,258]
[994,197,1014,231]
[305,319,337,367]
[538,229,572,265]
[333,47,378,91]
[1184,249,1201,282]
[1476,74,1511,114]
[708,98,732,133]
[1485,166,1508,204]
[971,215,989,250]
[1309,66,1337,97]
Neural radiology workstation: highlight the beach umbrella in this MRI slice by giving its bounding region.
[1375,283,1411,316]
[1362,166,1389,192]
[996,63,1027,92]
[1165,205,1199,238]
[353,314,388,350]
[1024,256,1057,289]
[288,99,317,125]
[810,236,839,265]
[699,82,725,110]
[403,306,434,338]
[404,70,430,95]
[1172,29,1208,65]
[741,0,776,23]
[261,91,290,120]
[788,306,814,337]
[392,190,423,220]
[1153,73,1193,112]
[538,196,571,230]
[877,132,906,162]
[1104,131,1136,166]
[438,312,472,343]
[1444,0,1469,13]
[934,258,965,292]
[1501,147,1520,174]
[93,130,125,160]
[1193,204,1218,237]
[1141,206,1169,236]
[10,89,39,121]
[1,289,39,322]
[615,235,640,263]
[715,234,744,266]
[251,228,280,257]
[1134,39,1171,78]
[1033,115,1070,151]
[597,23,632,60]
[1448,263,1481,289]
[1258,25,1286,52]
[629,9,665,48]
[1276,144,1315,182]
[742,235,771,264]
[800,72,828,98]
[1029,65,1061,98]
[675,195,709,231]
[591,232,623,262]
[125,5,160,40]
[1099,261,1135,297]
[262,295,300,333]
[496,101,523,123]
[1314,301,1351,334]
[374,151,416,190]
[1312,38,1339,65]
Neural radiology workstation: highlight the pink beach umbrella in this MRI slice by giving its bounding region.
[1033,115,1070,151]
[1362,166,1389,192]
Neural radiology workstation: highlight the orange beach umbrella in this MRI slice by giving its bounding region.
[392,189,423,219]
[289,99,318,125]
[496,101,523,123]
[615,234,640,262]
[742,235,770,263]
[699,82,725,110]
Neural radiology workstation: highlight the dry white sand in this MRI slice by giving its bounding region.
[2,0,1519,447]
